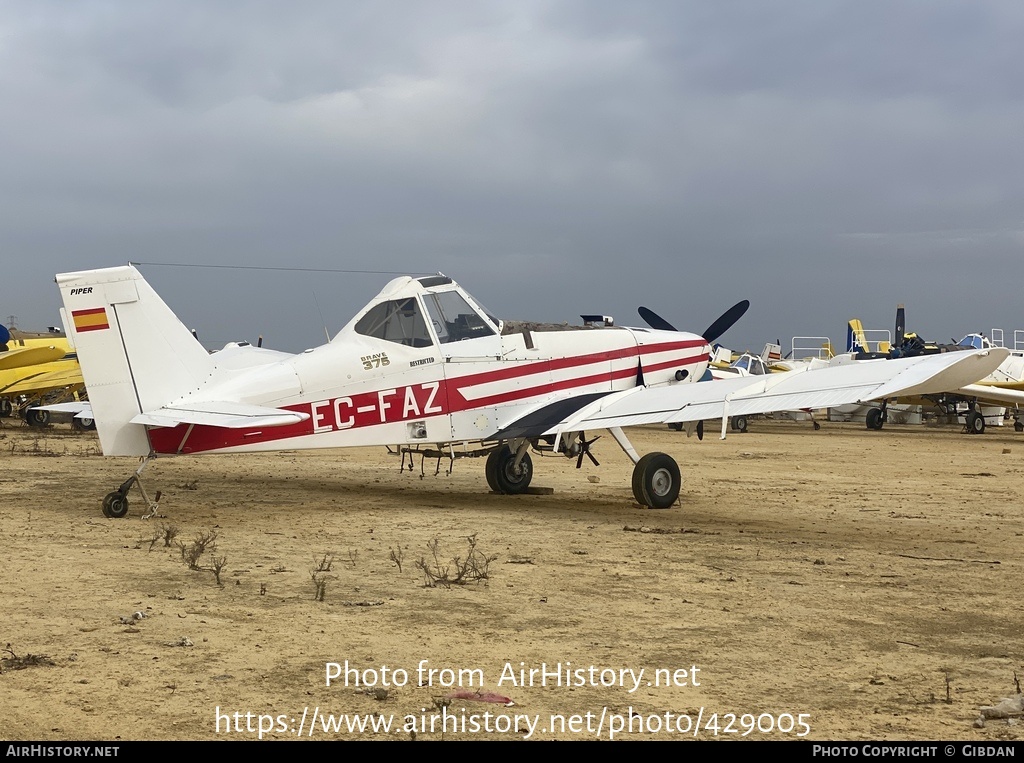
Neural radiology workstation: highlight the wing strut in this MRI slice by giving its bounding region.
[609,427,640,465]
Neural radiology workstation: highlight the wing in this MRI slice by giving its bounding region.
[0,345,66,371]
[130,401,310,429]
[954,383,1024,407]
[1,366,85,395]
[521,348,1009,437]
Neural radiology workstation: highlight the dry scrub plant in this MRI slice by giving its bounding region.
[415,534,497,588]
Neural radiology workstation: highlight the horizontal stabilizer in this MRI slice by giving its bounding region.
[130,401,310,429]
[34,401,94,419]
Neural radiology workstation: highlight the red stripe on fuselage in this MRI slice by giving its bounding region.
[146,340,708,454]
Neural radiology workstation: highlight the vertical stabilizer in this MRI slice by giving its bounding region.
[56,266,214,456]
[846,319,869,354]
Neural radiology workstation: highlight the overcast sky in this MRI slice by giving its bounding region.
[2,1,1023,354]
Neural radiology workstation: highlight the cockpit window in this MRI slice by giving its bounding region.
[355,298,432,347]
[423,290,497,344]
[958,335,985,350]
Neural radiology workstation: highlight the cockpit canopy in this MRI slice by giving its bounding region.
[733,354,768,375]
[346,275,501,348]
[957,334,991,350]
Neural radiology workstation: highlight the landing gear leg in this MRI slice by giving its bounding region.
[102,455,162,519]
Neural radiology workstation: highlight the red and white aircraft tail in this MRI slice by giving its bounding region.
[56,266,216,456]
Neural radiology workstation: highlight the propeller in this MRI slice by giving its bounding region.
[894,304,905,348]
[701,300,750,344]
[637,306,677,332]
[574,432,600,469]
[639,301,749,343]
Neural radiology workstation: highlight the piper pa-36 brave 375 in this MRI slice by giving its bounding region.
[47,265,1008,518]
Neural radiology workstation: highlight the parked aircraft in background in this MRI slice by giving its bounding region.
[848,305,1024,433]
[0,325,87,426]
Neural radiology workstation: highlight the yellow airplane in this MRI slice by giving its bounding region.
[0,325,88,427]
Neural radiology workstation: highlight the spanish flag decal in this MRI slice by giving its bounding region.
[72,307,110,333]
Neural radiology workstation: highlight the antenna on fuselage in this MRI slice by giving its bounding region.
[312,290,330,343]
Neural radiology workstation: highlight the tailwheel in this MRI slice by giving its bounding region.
[631,452,681,509]
[102,491,129,519]
[485,445,534,494]
[101,457,162,519]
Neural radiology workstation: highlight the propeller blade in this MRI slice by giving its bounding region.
[894,304,905,347]
[638,306,677,332]
[702,300,749,344]
[696,420,704,441]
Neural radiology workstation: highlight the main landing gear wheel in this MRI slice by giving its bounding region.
[25,407,50,427]
[1015,419,1024,433]
[72,417,96,431]
[485,446,534,494]
[102,491,129,519]
[730,415,748,433]
[966,410,986,435]
[0,398,12,418]
[865,408,885,430]
[631,452,681,509]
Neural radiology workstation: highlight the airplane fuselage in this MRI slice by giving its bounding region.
[147,324,710,455]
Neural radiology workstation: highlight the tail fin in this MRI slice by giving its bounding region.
[846,319,869,354]
[759,342,782,363]
[56,266,213,456]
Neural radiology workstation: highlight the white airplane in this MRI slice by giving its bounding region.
[46,265,1008,518]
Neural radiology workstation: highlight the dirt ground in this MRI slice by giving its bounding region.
[0,417,1022,741]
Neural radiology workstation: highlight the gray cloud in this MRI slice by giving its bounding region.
[1,1,1022,353]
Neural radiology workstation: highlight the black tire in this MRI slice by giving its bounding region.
[1014,420,1023,433]
[72,417,96,431]
[102,491,129,519]
[485,446,533,494]
[0,398,12,418]
[966,410,986,435]
[667,422,683,431]
[865,408,884,430]
[733,415,748,433]
[813,421,821,431]
[631,452,681,509]
[25,407,50,427]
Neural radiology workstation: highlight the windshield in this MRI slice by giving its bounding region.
[423,290,497,344]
